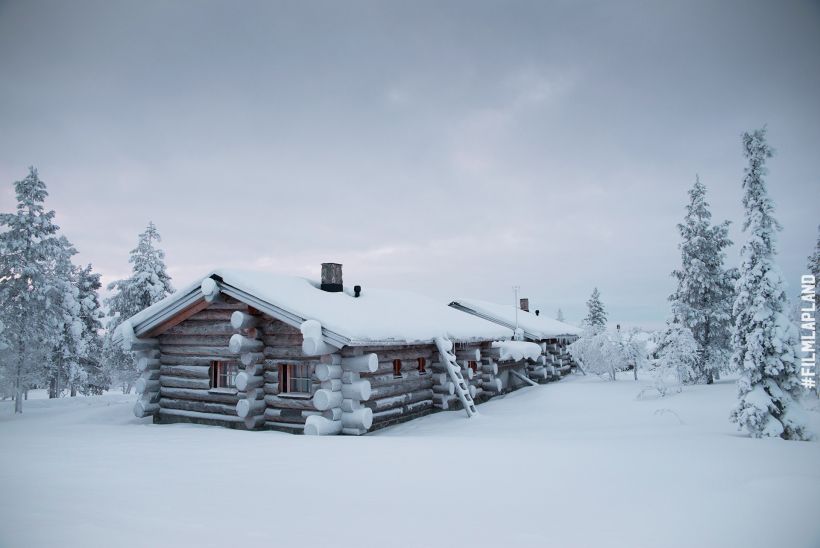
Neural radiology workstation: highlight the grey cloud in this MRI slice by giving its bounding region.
[1,0,818,328]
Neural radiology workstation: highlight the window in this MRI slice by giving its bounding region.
[393,359,402,378]
[279,364,312,395]
[211,361,237,389]
[417,357,427,374]
[468,360,478,373]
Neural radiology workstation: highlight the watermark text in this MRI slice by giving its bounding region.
[800,274,816,390]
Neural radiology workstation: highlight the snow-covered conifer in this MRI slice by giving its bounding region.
[730,128,809,440]
[104,222,173,392]
[48,236,86,398]
[556,308,565,322]
[76,264,105,394]
[0,167,64,412]
[583,288,607,334]
[669,176,735,384]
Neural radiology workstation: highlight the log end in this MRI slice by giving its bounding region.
[236,398,250,418]
[304,415,342,435]
[235,371,250,392]
[313,388,342,411]
[200,277,219,298]
[134,400,159,418]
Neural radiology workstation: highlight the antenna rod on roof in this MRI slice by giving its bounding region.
[513,285,520,334]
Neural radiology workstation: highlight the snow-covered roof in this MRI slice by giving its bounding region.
[491,340,543,362]
[449,298,583,340]
[122,269,511,347]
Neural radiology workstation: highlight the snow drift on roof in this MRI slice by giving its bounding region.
[451,298,583,338]
[123,269,512,345]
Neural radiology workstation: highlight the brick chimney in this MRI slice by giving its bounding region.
[321,263,343,292]
[519,298,529,312]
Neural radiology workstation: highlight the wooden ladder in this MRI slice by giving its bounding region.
[435,337,478,418]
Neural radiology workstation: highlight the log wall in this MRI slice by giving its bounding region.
[150,295,546,433]
[359,345,436,430]
[155,299,245,426]
[257,319,320,433]
[154,297,323,432]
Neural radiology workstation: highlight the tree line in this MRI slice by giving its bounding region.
[1,128,816,438]
[0,168,173,412]
[568,128,817,441]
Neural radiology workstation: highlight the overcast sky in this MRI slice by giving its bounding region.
[1,0,818,328]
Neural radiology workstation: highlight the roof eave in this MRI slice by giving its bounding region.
[132,288,203,338]
[129,276,349,350]
[448,302,546,341]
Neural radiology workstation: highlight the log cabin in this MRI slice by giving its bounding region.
[116,264,555,435]
[448,297,583,381]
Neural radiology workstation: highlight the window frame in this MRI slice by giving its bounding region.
[393,359,403,378]
[417,357,427,375]
[210,360,238,391]
[278,363,313,397]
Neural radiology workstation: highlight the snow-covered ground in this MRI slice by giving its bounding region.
[1,374,819,548]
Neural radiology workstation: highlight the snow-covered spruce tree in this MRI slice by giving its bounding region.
[730,128,809,440]
[76,264,106,394]
[556,308,565,322]
[104,222,173,392]
[583,288,607,334]
[47,236,86,399]
[569,288,611,378]
[0,167,64,413]
[50,249,107,398]
[669,176,735,384]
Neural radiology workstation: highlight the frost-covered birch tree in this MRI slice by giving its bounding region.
[568,333,612,380]
[669,176,736,384]
[583,288,607,334]
[654,323,700,394]
[568,330,644,382]
[729,128,809,440]
[619,327,647,381]
[103,222,173,392]
[0,168,64,412]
